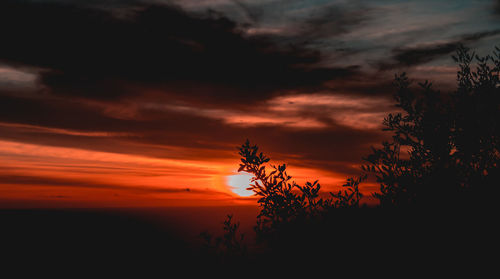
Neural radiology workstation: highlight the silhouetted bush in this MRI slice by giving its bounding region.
[199,214,247,263]
[363,45,500,209]
[238,139,366,243]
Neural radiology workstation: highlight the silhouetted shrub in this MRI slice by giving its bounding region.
[238,139,365,242]
[199,214,247,263]
[363,45,500,208]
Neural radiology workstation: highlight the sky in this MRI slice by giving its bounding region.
[1,0,500,208]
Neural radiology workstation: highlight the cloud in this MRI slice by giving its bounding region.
[149,93,393,130]
[297,4,369,42]
[0,90,387,179]
[0,0,359,103]
[240,1,371,52]
[230,0,264,24]
[0,66,37,90]
[378,29,500,70]
[0,173,228,195]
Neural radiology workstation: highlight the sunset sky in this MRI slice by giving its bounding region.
[1,0,500,208]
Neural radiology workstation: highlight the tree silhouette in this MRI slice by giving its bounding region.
[237,139,365,241]
[363,45,500,208]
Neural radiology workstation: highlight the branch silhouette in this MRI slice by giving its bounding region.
[238,139,365,242]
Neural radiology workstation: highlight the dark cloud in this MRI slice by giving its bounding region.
[0,95,131,132]
[378,29,500,70]
[0,0,357,103]
[247,3,370,51]
[298,5,369,42]
[231,0,264,24]
[325,74,396,97]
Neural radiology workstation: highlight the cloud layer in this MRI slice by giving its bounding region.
[0,0,360,104]
[1,0,499,207]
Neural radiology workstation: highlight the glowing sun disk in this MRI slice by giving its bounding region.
[226,172,255,197]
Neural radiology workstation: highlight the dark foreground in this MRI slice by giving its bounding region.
[0,206,495,276]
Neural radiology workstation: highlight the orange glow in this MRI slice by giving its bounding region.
[0,140,237,207]
[0,138,375,208]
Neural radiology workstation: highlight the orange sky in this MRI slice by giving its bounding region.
[0,139,378,208]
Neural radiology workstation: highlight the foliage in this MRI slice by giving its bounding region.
[199,214,247,261]
[238,139,365,240]
[363,45,500,208]
[330,174,367,208]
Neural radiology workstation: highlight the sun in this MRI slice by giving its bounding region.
[226,172,255,197]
